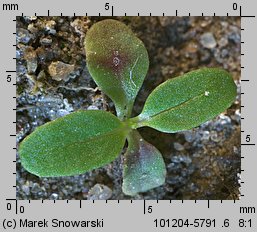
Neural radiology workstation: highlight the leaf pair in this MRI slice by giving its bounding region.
[19,19,237,196]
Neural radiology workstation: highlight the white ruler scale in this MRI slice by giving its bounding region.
[0,0,256,231]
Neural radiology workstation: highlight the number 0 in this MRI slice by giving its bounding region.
[233,3,237,10]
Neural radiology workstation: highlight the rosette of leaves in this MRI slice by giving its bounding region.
[19,19,237,196]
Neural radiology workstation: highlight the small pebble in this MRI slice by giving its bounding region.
[50,193,59,200]
[21,185,30,195]
[87,105,99,110]
[45,20,56,35]
[183,131,195,143]
[202,131,210,140]
[210,131,220,142]
[16,28,32,44]
[48,61,75,81]
[40,37,53,46]
[218,37,228,47]
[87,184,112,200]
[173,142,184,151]
[200,32,217,49]
[23,16,37,22]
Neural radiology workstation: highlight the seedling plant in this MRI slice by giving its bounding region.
[19,19,237,196]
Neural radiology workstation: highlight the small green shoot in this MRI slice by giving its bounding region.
[19,19,237,196]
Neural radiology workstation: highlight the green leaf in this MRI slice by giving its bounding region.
[85,19,149,120]
[122,130,166,196]
[130,68,237,133]
[19,110,127,177]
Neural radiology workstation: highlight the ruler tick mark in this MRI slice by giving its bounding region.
[143,200,146,214]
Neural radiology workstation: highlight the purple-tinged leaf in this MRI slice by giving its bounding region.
[85,19,149,120]
[122,130,166,195]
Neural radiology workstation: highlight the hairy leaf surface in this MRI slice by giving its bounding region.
[85,19,149,119]
[19,110,127,177]
[122,130,166,196]
[132,68,237,132]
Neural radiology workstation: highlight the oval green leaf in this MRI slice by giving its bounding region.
[122,130,166,196]
[131,68,237,133]
[19,110,127,177]
[85,19,149,119]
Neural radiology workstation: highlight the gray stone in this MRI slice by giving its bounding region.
[87,184,112,200]
[40,37,53,46]
[200,32,217,49]
[16,28,32,44]
[173,142,184,151]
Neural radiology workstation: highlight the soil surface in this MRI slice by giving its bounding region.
[16,16,241,200]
